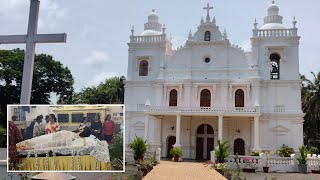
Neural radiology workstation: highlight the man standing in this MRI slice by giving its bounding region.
[102,114,115,143]
[40,115,48,135]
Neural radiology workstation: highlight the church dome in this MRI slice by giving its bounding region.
[261,23,286,30]
[267,3,279,16]
[262,1,286,30]
[148,9,159,23]
[141,30,162,36]
[141,9,163,36]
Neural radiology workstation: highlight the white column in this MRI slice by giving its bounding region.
[218,115,223,141]
[144,115,149,141]
[253,116,261,151]
[173,114,181,147]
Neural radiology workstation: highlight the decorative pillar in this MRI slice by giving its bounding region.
[144,115,149,141]
[173,114,181,147]
[253,116,261,151]
[218,115,223,141]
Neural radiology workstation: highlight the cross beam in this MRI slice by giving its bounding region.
[203,3,213,17]
[0,0,67,104]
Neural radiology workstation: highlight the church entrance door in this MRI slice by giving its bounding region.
[167,136,176,158]
[196,124,214,160]
[234,138,245,155]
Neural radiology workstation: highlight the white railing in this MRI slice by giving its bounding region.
[226,155,261,167]
[268,156,294,166]
[137,104,259,114]
[125,148,161,164]
[253,28,298,38]
[223,153,320,173]
[130,35,166,43]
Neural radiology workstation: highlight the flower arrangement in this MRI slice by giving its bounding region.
[264,151,274,167]
[243,157,257,169]
[18,172,39,180]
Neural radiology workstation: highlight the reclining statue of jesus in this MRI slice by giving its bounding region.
[16,127,94,150]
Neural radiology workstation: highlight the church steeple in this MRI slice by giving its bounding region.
[141,9,163,36]
[260,1,287,30]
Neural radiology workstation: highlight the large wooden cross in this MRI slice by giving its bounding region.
[0,0,67,104]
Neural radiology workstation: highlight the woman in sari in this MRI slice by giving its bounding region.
[45,114,60,134]
[9,116,23,169]
[91,114,102,140]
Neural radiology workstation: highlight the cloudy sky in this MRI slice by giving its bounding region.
[0,0,319,93]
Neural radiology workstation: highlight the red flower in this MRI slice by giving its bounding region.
[18,172,24,176]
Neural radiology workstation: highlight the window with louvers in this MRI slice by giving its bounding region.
[200,89,211,107]
[169,89,178,106]
[235,89,245,107]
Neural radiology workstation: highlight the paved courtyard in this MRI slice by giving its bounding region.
[143,160,320,180]
[143,160,225,180]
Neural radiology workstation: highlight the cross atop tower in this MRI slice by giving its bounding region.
[203,3,213,18]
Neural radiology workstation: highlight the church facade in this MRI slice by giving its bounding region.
[124,2,304,159]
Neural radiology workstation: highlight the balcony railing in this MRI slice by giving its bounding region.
[253,28,298,38]
[130,35,166,43]
[137,104,259,114]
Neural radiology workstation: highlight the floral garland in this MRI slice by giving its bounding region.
[34,151,39,171]
[53,152,57,171]
[45,151,49,171]
[70,149,75,170]
[76,150,82,170]
[95,154,99,170]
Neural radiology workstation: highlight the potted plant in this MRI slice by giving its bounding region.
[215,140,230,163]
[137,160,149,176]
[242,157,257,173]
[297,145,308,174]
[250,151,260,156]
[263,151,273,173]
[129,136,147,162]
[170,147,182,162]
[215,162,228,175]
[278,144,294,157]
[309,146,319,156]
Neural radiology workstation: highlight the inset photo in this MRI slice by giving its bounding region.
[7,105,124,172]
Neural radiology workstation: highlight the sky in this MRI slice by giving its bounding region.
[0,0,319,95]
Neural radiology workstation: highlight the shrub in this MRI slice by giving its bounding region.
[170,147,182,157]
[278,145,294,157]
[308,146,319,155]
[0,126,6,148]
[215,140,230,163]
[250,151,260,156]
[109,132,123,161]
[297,145,307,164]
[129,136,147,159]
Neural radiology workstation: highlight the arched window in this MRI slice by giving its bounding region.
[204,31,211,41]
[200,89,211,107]
[139,60,148,76]
[270,53,280,79]
[235,89,244,107]
[169,89,178,106]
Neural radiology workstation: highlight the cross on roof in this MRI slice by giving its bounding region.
[203,3,213,17]
[0,0,67,104]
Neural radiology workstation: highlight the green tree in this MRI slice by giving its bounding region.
[59,76,125,104]
[301,72,320,149]
[0,49,74,127]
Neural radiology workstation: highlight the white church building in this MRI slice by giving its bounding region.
[124,1,304,160]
